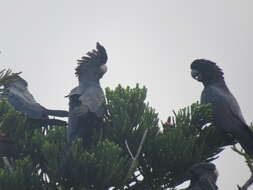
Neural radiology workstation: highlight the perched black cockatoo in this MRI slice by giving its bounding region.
[191,59,253,158]
[0,75,68,126]
[67,42,107,143]
[181,162,218,190]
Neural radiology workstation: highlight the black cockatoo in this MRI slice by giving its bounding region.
[67,42,107,143]
[0,75,68,126]
[191,59,253,158]
[181,162,218,190]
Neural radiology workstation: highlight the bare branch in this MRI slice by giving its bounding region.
[2,156,14,173]
[124,129,148,183]
[233,145,253,190]
[125,140,134,160]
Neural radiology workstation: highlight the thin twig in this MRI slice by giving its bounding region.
[124,129,148,183]
[125,140,134,160]
[233,145,253,190]
[2,156,14,173]
[237,175,253,190]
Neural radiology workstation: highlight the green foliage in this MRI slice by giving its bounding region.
[0,85,225,190]
[105,85,223,189]
[121,102,223,189]
[0,98,130,190]
[0,156,44,190]
[105,84,159,154]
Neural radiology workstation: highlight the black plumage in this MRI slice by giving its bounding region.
[181,162,218,190]
[191,59,253,158]
[0,75,68,126]
[67,42,107,143]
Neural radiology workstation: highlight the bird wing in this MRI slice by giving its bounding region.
[201,85,248,132]
[78,86,106,118]
[66,86,80,97]
[1,85,46,119]
[202,85,253,158]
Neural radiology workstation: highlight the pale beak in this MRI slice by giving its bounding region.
[100,64,107,74]
[191,69,201,81]
[97,64,107,79]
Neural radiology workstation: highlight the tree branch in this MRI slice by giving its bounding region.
[2,156,14,173]
[233,145,253,190]
[124,129,148,183]
[237,175,253,190]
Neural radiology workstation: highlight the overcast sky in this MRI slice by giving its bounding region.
[1,1,253,189]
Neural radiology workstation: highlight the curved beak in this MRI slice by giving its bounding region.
[100,64,107,74]
[191,69,201,81]
[97,64,107,79]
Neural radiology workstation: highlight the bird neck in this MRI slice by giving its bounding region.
[78,75,100,85]
[203,80,230,94]
[202,76,225,87]
[78,79,100,88]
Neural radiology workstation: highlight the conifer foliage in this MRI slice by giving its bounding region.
[0,82,225,190]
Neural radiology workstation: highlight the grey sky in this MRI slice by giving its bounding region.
[1,1,253,189]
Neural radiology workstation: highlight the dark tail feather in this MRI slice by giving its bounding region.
[57,142,75,174]
[235,126,253,159]
[30,118,67,127]
[43,119,67,126]
[46,109,69,117]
